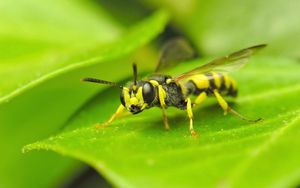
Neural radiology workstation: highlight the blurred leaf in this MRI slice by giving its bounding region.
[95,0,152,26]
[0,1,169,187]
[0,0,122,103]
[0,1,166,103]
[25,57,300,187]
[140,0,300,58]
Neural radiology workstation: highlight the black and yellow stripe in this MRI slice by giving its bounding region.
[184,72,238,97]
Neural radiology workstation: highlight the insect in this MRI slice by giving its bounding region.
[82,38,266,136]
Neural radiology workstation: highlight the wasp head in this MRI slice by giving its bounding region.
[120,81,156,114]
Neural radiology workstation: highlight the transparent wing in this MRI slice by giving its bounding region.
[155,38,197,73]
[174,44,267,81]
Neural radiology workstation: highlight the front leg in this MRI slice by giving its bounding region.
[96,105,125,128]
[161,107,170,130]
[157,84,170,130]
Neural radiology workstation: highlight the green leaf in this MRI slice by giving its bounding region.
[0,2,169,187]
[140,0,300,58]
[24,57,300,187]
[0,0,123,101]
[0,0,168,104]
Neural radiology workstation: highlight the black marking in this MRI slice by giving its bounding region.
[218,73,226,91]
[233,89,238,97]
[127,80,146,92]
[228,84,233,96]
[163,81,187,109]
[130,105,142,114]
[228,83,237,97]
[184,80,197,96]
[231,87,238,97]
[148,74,172,84]
[132,63,138,86]
[205,72,217,89]
[185,80,209,96]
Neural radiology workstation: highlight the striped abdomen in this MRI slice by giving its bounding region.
[184,72,238,97]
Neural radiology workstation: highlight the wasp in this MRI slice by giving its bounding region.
[82,38,266,136]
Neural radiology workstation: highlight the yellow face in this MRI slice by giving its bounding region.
[121,86,147,114]
[120,82,156,114]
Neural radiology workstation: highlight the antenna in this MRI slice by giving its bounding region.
[81,77,122,89]
[132,63,138,86]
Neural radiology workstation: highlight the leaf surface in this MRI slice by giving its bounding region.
[24,57,300,188]
[0,0,168,104]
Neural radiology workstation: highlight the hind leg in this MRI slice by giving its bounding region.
[213,89,261,123]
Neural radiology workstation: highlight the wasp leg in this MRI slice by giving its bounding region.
[96,105,125,128]
[158,85,167,107]
[213,89,261,123]
[186,98,197,136]
[162,107,170,130]
[157,84,170,130]
[193,91,207,107]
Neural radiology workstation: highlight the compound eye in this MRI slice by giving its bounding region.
[120,92,126,107]
[142,82,155,104]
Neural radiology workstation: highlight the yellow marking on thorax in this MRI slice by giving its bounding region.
[166,78,172,84]
[179,82,187,96]
[189,74,210,89]
[149,80,159,86]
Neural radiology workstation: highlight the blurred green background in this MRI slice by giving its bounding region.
[1,0,300,188]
